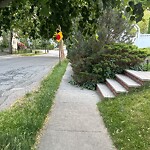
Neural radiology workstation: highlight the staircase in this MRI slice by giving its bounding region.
[97,70,150,99]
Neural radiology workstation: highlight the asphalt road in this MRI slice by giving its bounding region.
[0,53,59,111]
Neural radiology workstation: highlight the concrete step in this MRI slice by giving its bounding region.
[116,74,141,90]
[97,83,115,99]
[125,70,150,85]
[106,79,128,95]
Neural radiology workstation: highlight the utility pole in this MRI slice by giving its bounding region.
[56,25,65,64]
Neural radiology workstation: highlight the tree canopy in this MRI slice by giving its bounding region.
[0,0,147,39]
[0,0,14,8]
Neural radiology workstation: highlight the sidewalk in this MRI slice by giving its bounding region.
[37,64,116,150]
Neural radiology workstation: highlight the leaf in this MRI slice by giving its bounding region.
[40,6,50,17]
[126,7,131,13]
[128,1,134,8]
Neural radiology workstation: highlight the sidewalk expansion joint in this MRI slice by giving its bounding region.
[49,129,102,133]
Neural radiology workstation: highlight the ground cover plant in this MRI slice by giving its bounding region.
[97,87,150,150]
[139,48,150,71]
[0,59,68,150]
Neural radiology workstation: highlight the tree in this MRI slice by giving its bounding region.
[0,0,145,40]
[0,0,40,53]
[0,0,14,8]
[0,31,9,50]
[137,10,150,33]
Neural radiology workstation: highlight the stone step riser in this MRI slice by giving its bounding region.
[97,86,105,99]
[97,70,150,99]
[106,79,128,95]
[106,82,118,96]
[97,84,115,99]
[125,72,144,85]
[115,76,141,91]
[116,77,129,91]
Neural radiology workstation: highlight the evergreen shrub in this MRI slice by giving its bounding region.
[68,43,147,90]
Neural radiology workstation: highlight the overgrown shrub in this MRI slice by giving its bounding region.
[69,43,147,89]
[67,8,147,90]
[140,48,150,56]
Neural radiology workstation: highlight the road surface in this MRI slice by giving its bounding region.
[0,52,59,111]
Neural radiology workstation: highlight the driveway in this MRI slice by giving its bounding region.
[0,52,59,111]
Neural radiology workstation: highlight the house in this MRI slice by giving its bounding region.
[133,24,150,48]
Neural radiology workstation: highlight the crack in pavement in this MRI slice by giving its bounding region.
[0,56,59,111]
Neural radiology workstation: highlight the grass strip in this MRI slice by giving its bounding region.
[98,87,150,150]
[0,59,68,150]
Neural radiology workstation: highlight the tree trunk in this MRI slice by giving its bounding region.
[59,39,65,60]
[9,31,13,54]
[57,25,65,63]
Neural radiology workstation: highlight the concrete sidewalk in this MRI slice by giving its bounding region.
[37,64,116,150]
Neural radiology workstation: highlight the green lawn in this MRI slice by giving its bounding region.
[0,59,68,150]
[98,87,150,150]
